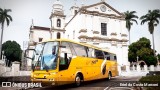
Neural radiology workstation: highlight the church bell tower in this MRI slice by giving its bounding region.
[49,0,66,39]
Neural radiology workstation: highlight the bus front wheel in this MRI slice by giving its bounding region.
[75,74,82,86]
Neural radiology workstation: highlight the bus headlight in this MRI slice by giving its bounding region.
[49,79,54,81]
[31,73,33,77]
[50,72,57,75]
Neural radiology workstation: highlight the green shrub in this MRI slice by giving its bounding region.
[140,75,160,82]
[144,56,157,66]
[139,75,160,90]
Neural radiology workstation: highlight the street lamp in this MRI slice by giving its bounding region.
[157,56,159,65]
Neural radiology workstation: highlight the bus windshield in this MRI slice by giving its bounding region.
[33,41,59,70]
[32,43,44,70]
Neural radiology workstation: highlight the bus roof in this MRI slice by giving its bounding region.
[41,38,116,55]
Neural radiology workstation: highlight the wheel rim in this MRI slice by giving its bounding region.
[75,76,81,86]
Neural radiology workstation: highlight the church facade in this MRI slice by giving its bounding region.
[28,0,129,67]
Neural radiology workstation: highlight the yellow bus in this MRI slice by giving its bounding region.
[26,39,118,86]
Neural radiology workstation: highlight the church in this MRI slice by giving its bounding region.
[28,0,129,68]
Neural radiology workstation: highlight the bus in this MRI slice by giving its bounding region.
[26,39,118,86]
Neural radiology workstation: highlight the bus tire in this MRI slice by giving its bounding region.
[75,74,82,86]
[107,72,112,80]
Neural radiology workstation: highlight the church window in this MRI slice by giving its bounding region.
[39,38,43,42]
[57,32,61,39]
[74,10,78,15]
[57,19,61,27]
[101,23,107,35]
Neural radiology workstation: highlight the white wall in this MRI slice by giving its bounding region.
[32,30,50,42]
[0,61,31,77]
[86,4,120,16]
[65,11,128,66]
[51,31,65,39]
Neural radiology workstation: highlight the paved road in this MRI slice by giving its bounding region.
[26,76,142,90]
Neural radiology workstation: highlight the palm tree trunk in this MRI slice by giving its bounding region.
[129,30,130,45]
[152,32,156,56]
[0,23,4,59]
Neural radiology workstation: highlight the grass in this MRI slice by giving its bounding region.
[139,75,160,90]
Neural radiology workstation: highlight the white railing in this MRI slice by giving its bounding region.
[118,65,160,76]
[0,61,31,77]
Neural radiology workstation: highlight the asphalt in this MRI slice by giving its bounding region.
[0,76,144,90]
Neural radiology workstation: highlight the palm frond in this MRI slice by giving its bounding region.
[132,15,139,19]
[141,19,148,25]
[5,9,12,12]
[140,9,160,25]
[124,10,138,30]
[6,17,10,26]
[131,19,138,24]
[154,24,157,27]
[0,8,12,26]
[154,18,159,24]
[6,15,12,21]
[0,8,3,12]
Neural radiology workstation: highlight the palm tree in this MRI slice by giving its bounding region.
[140,9,160,56]
[0,8,12,58]
[124,11,138,44]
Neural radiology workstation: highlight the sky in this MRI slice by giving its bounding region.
[0,0,160,54]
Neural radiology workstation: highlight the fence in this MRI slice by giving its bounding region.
[0,60,31,77]
[118,65,160,76]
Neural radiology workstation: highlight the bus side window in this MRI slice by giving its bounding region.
[84,47,88,57]
[114,55,117,60]
[59,42,73,71]
[107,56,110,60]
[71,43,87,57]
[91,49,95,58]
[104,52,110,60]
[87,48,94,58]
[109,53,117,61]
[68,42,76,56]
[95,49,104,59]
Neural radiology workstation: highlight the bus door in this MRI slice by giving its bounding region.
[110,54,118,76]
[94,50,108,78]
[104,52,118,77]
[58,42,75,84]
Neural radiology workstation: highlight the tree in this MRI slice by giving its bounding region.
[2,40,22,66]
[124,11,138,44]
[0,8,12,59]
[140,9,160,56]
[128,37,157,66]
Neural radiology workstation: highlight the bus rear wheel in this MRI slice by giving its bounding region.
[75,74,82,86]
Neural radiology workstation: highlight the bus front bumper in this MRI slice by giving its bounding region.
[31,78,57,86]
